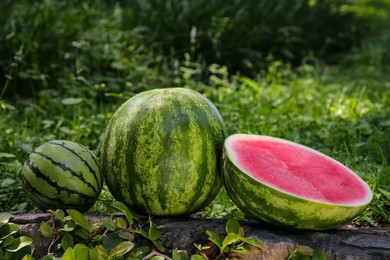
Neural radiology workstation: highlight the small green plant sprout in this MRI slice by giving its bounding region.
[288,244,327,260]
[0,213,34,259]
[194,218,263,259]
[38,201,166,259]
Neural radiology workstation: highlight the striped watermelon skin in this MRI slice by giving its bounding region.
[101,88,226,216]
[21,140,103,212]
[222,134,372,230]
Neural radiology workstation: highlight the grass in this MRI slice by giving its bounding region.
[1,0,389,227]
[197,60,390,226]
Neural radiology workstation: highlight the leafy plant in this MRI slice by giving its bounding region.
[38,201,164,259]
[194,218,263,259]
[0,154,27,211]
[0,213,34,259]
[288,244,327,260]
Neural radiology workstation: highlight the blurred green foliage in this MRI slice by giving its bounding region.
[0,0,374,98]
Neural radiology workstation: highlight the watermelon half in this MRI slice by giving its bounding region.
[222,134,373,230]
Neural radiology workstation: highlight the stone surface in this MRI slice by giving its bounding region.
[10,213,390,259]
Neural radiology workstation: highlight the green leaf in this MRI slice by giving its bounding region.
[62,98,83,105]
[221,233,240,250]
[47,209,65,223]
[150,256,164,260]
[191,254,206,260]
[152,239,165,253]
[5,236,33,252]
[0,213,13,224]
[0,153,16,159]
[118,231,133,240]
[91,234,103,243]
[41,254,55,260]
[288,245,314,260]
[127,246,151,259]
[239,76,261,93]
[295,245,314,256]
[116,217,128,229]
[0,223,19,239]
[112,201,136,226]
[39,221,54,238]
[225,218,242,235]
[90,245,108,260]
[109,241,135,258]
[2,235,14,247]
[59,221,76,232]
[378,187,390,199]
[73,243,89,260]
[148,219,161,241]
[22,254,35,260]
[172,249,189,260]
[62,247,74,260]
[134,228,148,239]
[312,247,327,260]
[66,210,90,232]
[231,243,251,254]
[89,247,98,260]
[205,230,222,248]
[240,236,263,250]
[102,235,123,252]
[289,255,311,260]
[101,217,117,231]
[6,244,35,259]
[73,227,90,240]
[62,232,74,251]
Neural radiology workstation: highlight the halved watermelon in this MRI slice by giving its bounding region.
[222,134,373,230]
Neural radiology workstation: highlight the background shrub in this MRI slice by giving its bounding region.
[0,0,368,98]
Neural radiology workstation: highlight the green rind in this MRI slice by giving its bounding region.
[222,145,371,230]
[21,140,103,212]
[101,88,225,216]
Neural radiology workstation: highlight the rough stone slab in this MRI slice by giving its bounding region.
[10,213,390,259]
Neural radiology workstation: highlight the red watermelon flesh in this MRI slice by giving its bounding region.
[229,135,372,206]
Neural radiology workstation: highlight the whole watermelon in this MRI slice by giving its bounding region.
[21,140,103,212]
[101,88,226,216]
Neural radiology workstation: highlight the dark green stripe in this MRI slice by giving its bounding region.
[184,100,207,212]
[49,141,102,189]
[185,94,223,212]
[32,150,98,194]
[156,97,182,211]
[23,173,94,211]
[127,94,156,212]
[22,158,95,206]
[26,156,96,200]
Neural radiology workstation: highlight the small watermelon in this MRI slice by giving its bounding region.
[101,88,226,216]
[222,134,373,230]
[21,140,103,212]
